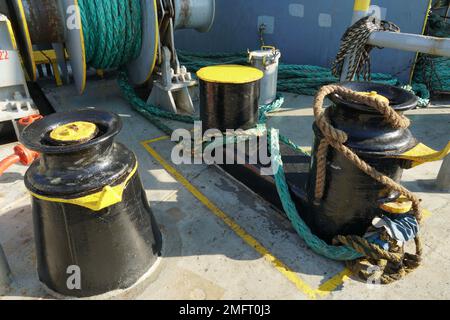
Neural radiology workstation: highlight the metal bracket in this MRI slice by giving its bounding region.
[0,14,38,139]
[147,46,196,114]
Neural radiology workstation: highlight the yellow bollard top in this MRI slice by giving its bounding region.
[197,65,264,84]
[50,121,98,143]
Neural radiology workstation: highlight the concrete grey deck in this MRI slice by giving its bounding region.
[0,79,449,300]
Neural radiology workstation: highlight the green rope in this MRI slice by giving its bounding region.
[178,50,431,107]
[258,94,310,155]
[259,97,361,259]
[413,12,450,93]
[214,94,362,260]
[258,94,285,124]
[78,0,197,135]
[79,0,142,69]
[269,129,363,260]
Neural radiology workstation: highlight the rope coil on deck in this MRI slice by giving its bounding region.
[79,0,142,70]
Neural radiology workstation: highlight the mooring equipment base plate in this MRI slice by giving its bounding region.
[219,142,311,216]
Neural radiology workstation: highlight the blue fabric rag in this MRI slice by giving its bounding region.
[377,214,420,242]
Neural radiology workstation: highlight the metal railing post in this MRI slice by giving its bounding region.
[437,156,450,192]
[368,31,450,58]
[339,0,450,80]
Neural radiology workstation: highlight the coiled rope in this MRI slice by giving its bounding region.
[79,0,142,70]
[178,50,431,107]
[78,0,197,134]
[332,16,400,81]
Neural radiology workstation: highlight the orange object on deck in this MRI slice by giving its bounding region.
[0,145,39,176]
[18,115,44,127]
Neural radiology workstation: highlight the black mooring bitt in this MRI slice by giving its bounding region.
[198,65,263,133]
[20,110,162,298]
[306,82,418,242]
[219,141,311,217]
[222,82,419,244]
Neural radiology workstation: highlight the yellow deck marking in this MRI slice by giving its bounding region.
[142,136,170,145]
[315,268,353,297]
[141,135,434,299]
[141,139,318,299]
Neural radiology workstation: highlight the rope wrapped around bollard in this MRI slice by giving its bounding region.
[312,84,423,284]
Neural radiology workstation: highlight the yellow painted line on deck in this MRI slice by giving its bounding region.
[142,136,170,145]
[141,135,434,299]
[316,268,353,297]
[141,139,319,300]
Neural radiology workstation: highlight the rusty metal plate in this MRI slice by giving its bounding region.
[21,0,64,44]
[11,0,36,81]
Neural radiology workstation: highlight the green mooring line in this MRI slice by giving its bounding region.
[79,0,142,70]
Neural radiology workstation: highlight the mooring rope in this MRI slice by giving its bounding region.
[78,0,142,70]
[312,85,421,220]
[310,85,423,283]
[78,0,198,133]
[178,50,431,108]
[268,84,425,282]
[332,16,400,81]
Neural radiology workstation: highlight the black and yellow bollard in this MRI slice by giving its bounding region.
[306,82,419,243]
[20,110,162,298]
[197,65,264,132]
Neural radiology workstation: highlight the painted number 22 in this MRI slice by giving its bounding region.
[0,50,9,61]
